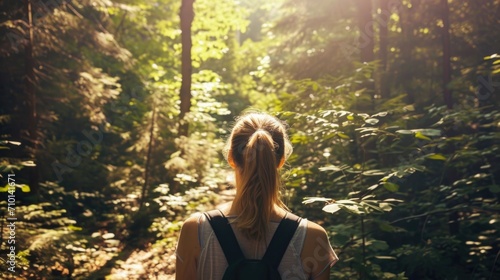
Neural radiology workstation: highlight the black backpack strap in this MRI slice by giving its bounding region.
[262,212,302,269]
[205,210,302,269]
[204,209,245,264]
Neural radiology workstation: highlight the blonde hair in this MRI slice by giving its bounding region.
[226,113,293,241]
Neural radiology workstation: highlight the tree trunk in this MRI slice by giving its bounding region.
[25,0,39,194]
[398,2,415,104]
[354,0,375,63]
[354,0,375,111]
[139,106,156,212]
[378,0,390,99]
[441,0,453,109]
[179,0,195,137]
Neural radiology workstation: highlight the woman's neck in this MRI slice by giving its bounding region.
[221,201,288,221]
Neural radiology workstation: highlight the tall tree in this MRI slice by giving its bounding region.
[354,0,375,63]
[398,1,416,104]
[441,0,453,108]
[354,0,375,111]
[179,0,195,136]
[24,0,39,194]
[378,0,390,99]
[139,105,156,212]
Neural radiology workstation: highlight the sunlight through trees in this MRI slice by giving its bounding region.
[1,0,499,278]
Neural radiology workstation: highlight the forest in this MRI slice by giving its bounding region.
[0,0,499,279]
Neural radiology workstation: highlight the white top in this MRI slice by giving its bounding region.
[196,213,337,280]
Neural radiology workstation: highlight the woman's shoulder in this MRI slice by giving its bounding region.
[304,220,328,237]
[182,212,203,226]
[300,219,337,278]
[297,218,331,256]
[179,212,203,238]
[176,213,203,268]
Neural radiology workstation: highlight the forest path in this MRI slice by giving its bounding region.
[104,187,236,279]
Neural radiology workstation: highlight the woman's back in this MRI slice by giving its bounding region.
[196,211,312,280]
[177,204,338,280]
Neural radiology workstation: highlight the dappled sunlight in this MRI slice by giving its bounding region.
[1,0,499,279]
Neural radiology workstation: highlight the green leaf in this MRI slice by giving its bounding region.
[0,140,21,146]
[362,169,385,176]
[312,82,319,91]
[369,240,389,250]
[372,111,388,117]
[426,153,447,160]
[336,200,358,204]
[484,53,499,60]
[415,129,441,137]
[375,256,397,260]
[397,129,441,137]
[396,129,413,135]
[337,132,350,139]
[379,222,396,232]
[403,105,415,111]
[383,182,399,192]
[342,204,363,214]
[488,185,500,193]
[303,197,332,204]
[68,224,83,231]
[21,184,31,192]
[383,198,404,203]
[415,131,431,141]
[361,201,383,212]
[365,118,379,125]
[379,203,393,211]
[322,204,341,214]
[319,165,342,172]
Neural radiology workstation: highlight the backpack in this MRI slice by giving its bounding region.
[204,209,301,280]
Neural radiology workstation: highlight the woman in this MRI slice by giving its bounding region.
[176,113,338,280]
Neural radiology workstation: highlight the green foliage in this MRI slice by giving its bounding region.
[1,0,499,278]
[279,102,500,278]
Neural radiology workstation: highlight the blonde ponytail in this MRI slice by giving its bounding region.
[227,113,292,242]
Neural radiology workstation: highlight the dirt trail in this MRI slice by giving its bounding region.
[105,188,236,279]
